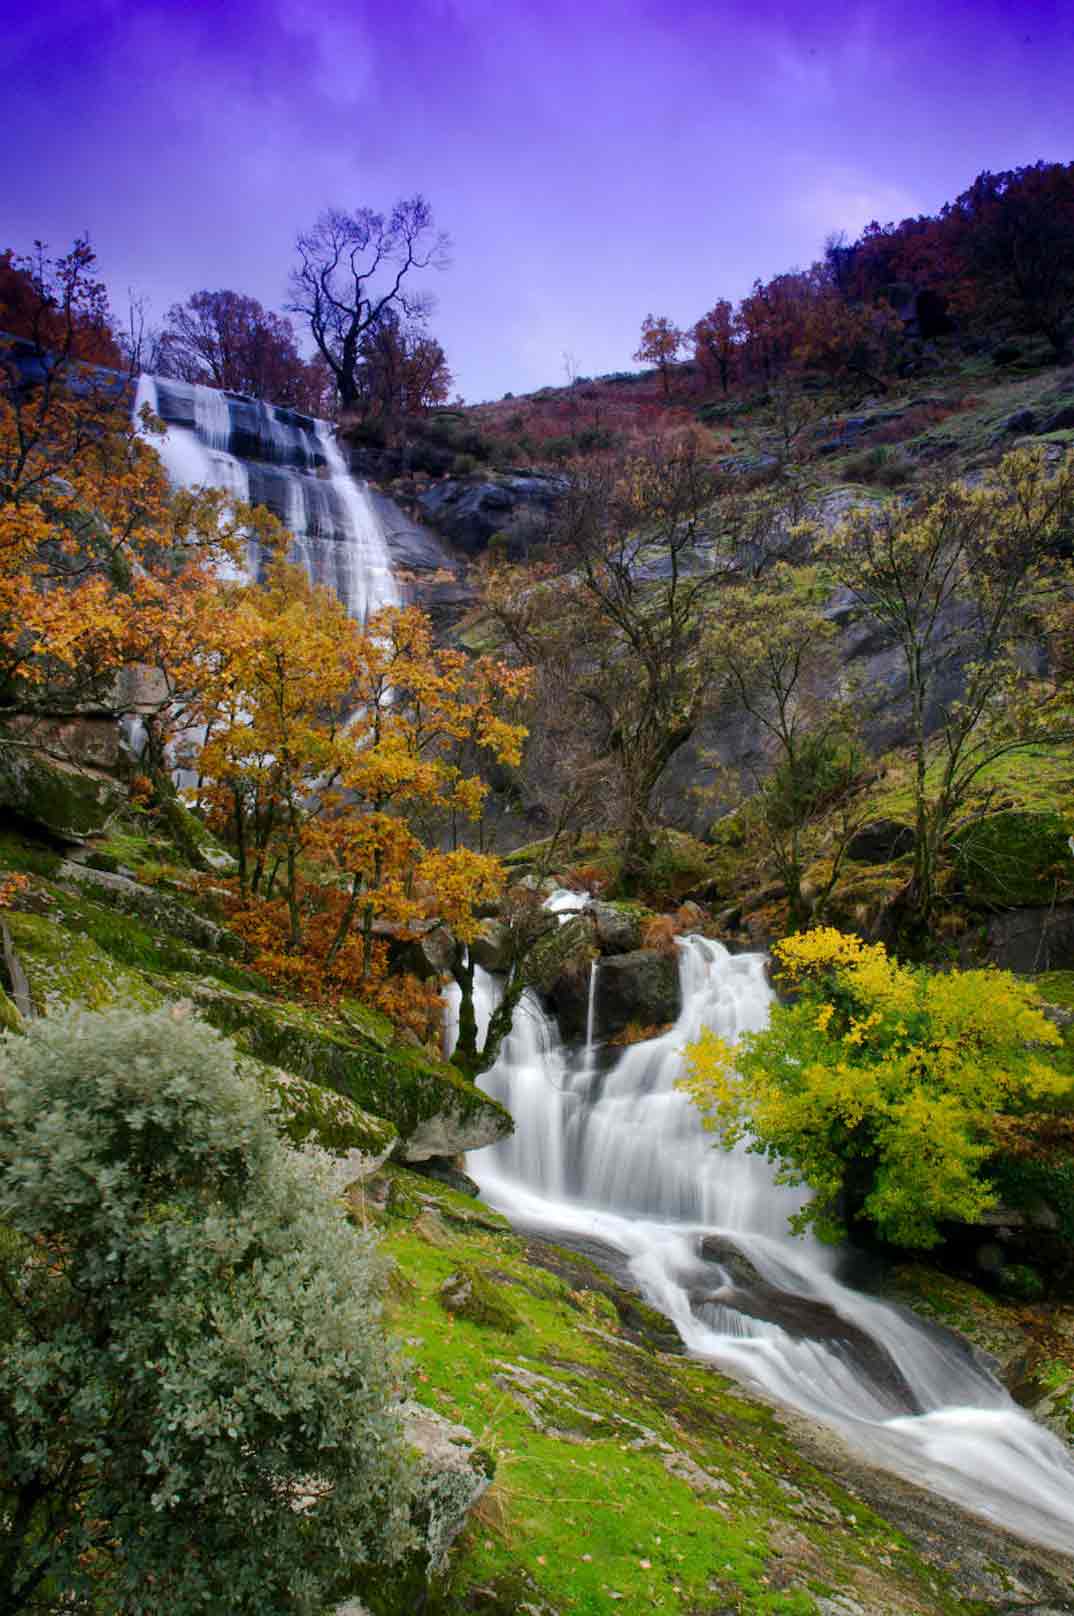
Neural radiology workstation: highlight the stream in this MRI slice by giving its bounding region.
[455,932,1074,1556]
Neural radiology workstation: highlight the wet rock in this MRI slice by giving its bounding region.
[1003,408,1039,434]
[696,1236,920,1412]
[593,948,681,1040]
[590,899,648,954]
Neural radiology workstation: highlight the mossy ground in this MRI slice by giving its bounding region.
[362,1166,993,1616]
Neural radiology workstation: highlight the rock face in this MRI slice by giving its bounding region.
[173,978,513,1163]
[985,904,1074,974]
[416,473,563,555]
[365,488,475,629]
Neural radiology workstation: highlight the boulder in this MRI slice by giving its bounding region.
[1,911,162,1015]
[163,978,513,1161]
[594,948,681,1040]
[1003,408,1039,435]
[590,899,649,955]
[523,912,596,996]
[57,861,241,954]
[469,916,514,973]
[416,474,562,555]
[439,1266,519,1332]
[844,819,915,863]
[0,736,125,842]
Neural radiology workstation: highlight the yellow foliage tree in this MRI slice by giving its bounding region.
[681,926,1071,1247]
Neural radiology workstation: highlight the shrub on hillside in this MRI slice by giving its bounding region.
[682,928,1072,1248]
[0,1006,413,1614]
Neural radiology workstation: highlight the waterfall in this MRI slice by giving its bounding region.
[133,374,398,621]
[459,935,1074,1556]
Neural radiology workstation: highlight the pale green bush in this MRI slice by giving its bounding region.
[0,1006,414,1614]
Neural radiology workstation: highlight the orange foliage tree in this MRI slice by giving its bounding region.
[634,314,685,396]
[190,561,530,1034]
[691,300,738,394]
[0,243,277,757]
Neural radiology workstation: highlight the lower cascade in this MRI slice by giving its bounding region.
[453,935,1074,1554]
[132,373,398,621]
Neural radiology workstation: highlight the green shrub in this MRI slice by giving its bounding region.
[0,1007,413,1613]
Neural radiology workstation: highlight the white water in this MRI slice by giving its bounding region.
[133,374,398,621]
[456,935,1074,1555]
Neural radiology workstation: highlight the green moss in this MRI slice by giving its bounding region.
[2,911,162,1015]
[360,1167,976,1616]
[952,808,1073,907]
[439,1265,520,1332]
[0,743,124,841]
[241,1057,398,1159]
[0,829,63,879]
[163,978,512,1150]
[1034,970,1074,1011]
[0,987,22,1033]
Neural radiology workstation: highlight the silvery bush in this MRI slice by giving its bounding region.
[0,1006,414,1614]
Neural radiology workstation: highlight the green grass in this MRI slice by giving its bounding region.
[357,1167,980,1616]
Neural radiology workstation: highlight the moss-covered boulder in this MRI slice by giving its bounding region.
[165,978,512,1161]
[522,912,596,996]
[590,899,654,954]
[439,1265,520,1332]
[1,911,162,1015]
[0,741,125,842]
[953,808,1073,908]
[57,861,242,955]
[242,1058,398,1166]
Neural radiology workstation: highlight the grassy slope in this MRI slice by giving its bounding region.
[366,1166,989,1616]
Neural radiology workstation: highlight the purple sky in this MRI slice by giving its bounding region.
[3,0,1074,402]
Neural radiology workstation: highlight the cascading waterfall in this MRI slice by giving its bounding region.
[456,934,1074,1555]
[132,374,398,620]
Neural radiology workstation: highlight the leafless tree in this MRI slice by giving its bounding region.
[288,196,450,410]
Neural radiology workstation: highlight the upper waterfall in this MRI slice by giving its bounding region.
[133,374,399,621]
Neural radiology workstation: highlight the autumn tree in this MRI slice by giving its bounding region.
[819,446,1074,931]
[355,307,453,420]
[482,436,725,889]
[950,162,1074,358]
[158,289,326,412]
[191,563,528,1031]
[706,565,864,926]
[691,300,738,394]
[634,314,685,397]
[0,238,123,368]
[0,244,271,751]
[289,196,450,411]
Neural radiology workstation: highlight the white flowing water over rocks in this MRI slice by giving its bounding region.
[133,374,398,620]
[455,934,1074,1555]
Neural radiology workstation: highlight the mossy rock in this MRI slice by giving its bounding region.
[242,1056,398,1161]
[160,978,512,1159]
[439,1265,520,1332]
[0,742,125,842]
[953,808,1073,908]
[155,794,237,874]
[523,912,596,996]
[0,987,22,1034]
[57,860,242,956]
[2,910,162,1015]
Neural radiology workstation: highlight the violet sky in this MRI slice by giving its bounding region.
[3,0,1074,401]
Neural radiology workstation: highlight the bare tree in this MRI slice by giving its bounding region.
[288,197,450,410]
